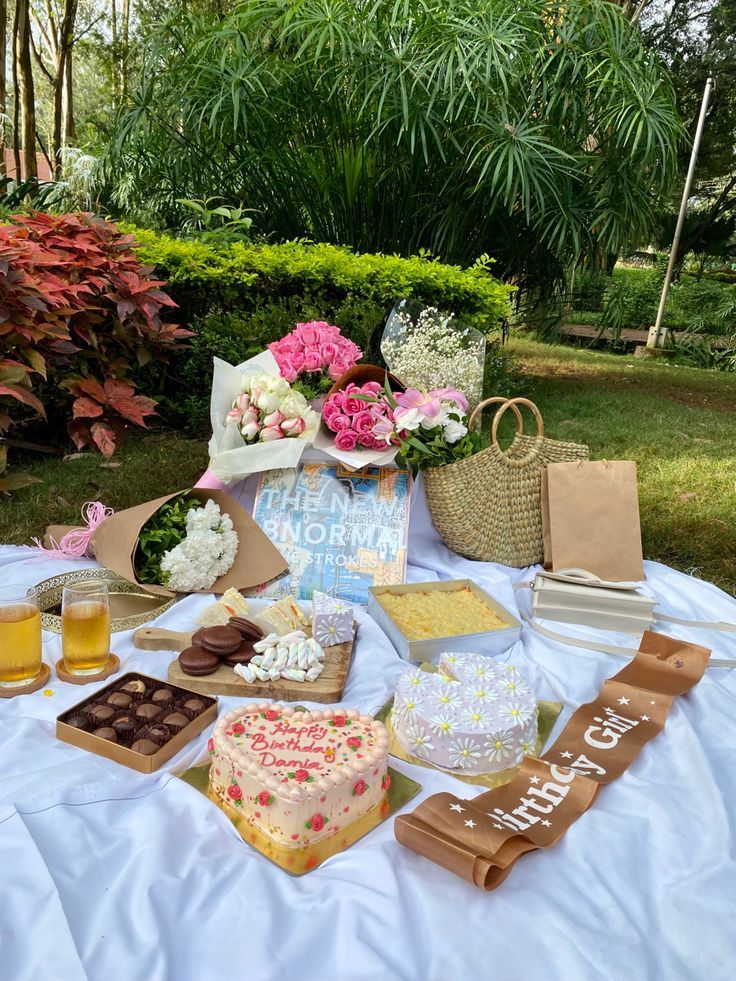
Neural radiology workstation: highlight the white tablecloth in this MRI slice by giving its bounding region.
[3,481,736,981]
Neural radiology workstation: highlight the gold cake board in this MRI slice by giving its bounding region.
[178,763,421,876]
[376,663,562,792]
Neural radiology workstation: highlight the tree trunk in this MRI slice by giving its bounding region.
[11,0,21,178]
[51,0,78,178]
[111,0,118,107]
[16,0,37,180]
[0,0,7,192]
[121,0,130,100]
[63,48,75,144]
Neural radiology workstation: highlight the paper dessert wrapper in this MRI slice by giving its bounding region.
[45,488,289,598]
[312,364,404,472]
[208,350,315,486]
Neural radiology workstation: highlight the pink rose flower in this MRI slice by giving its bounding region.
[257,791,271,806]
[309,813,325,832]
[281,416,305,436]
[328,413,352,433]
[207,738,214,753]
[334,429,359,451]
[263,409,285,428]
[227,408,242,424]
[299,325,318,345]
[320,341,339,362]
[236,393,250,413]
[347,736,361,748]
[331,715,346,727]
[294,769,309,782]
[260,425,284,441]
[362,381,382,395]
[278,358,299,383]
[358,431,375,447]
[353,779,367,797]
[381,774,391,791]
[328,391,347,412]
[231,722,245,735]
[264,709,279,721]
[352,410,375,435]
[227,783,242,801]
[304,350,324,372]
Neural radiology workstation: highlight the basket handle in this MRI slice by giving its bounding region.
[491,397,545,466]
[467,397,523,432]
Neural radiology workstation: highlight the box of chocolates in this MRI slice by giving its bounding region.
[367,579,521,665]
[56,672,218,773]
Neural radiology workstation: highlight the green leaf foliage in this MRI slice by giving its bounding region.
[135,495,201,585]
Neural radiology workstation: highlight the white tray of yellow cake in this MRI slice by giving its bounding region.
[367,579,521,664]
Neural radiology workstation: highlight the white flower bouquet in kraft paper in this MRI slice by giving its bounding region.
[208,350,319,486]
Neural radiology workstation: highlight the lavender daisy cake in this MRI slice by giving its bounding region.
[390,653,537,774]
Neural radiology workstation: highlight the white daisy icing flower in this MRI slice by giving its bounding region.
[473,686,498,702]
[448,737,482,769]
[398,698,419,721]
[520,738,535,755]
[500,701,534,725]
[434,688,460,709]
[406,669,426,687]
[463,706,489,730]
[406,724,434,759]
[429,712,456,738]
[486,730,516,764]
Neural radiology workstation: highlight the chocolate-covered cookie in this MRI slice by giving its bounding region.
[135,702,160,722]
[222,641,256,667]
[229,616,264,642]
[88,704,115,723]
[131,738,159,755]
[107,691,132,708]
[92,726,117,742]
[151,688,173,706]
[178,645,220,676]
[200,625,241,655]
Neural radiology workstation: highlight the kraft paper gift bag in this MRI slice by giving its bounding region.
[541,460,645,582]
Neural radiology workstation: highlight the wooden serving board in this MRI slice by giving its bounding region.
[133,625,357,704]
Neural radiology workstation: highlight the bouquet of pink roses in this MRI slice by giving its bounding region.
[225,372,318,444]
[268,321,362,396]
[322,381,396,453]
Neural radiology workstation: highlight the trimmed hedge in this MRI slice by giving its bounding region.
[127,227,514,334]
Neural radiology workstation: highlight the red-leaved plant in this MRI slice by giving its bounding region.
[0,212,190,456]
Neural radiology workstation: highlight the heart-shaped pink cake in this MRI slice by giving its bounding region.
[209,702,390,846]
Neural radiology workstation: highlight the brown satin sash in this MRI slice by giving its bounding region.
[394,631,710,890]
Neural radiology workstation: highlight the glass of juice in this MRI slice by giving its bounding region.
[61,580,111,675]
[0,585,43,688]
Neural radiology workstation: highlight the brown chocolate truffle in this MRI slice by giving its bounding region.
[107,692,132,708]
[182,698,206,714]
[131,738,159,755]
[121,679,147,694]
[146,724,170,744]
[151,688,173,706]
[88,704,115,723]
[162,711,189,729]
[92,726,117,742]
[66,715,88,729]
[135,702,160,721]
[112,718,136,739]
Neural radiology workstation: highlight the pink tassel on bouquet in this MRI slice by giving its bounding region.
[33,501,113,559]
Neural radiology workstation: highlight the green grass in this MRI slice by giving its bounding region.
[3,341,735,596]
[509,337,736,594]
[0,433,208,546]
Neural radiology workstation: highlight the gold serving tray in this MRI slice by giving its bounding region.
[35,568,177,634]
[178,763,421,876]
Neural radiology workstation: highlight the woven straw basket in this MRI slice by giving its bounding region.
[423,397,589,567]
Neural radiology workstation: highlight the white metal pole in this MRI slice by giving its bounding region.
[647,76,714,349]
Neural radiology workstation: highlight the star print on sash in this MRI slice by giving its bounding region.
[395,631,711,891]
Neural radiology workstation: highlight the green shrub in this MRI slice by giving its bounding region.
[127,228,513,331]
[127,227,514,432]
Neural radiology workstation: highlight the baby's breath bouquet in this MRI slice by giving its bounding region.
[381,300,485,411]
